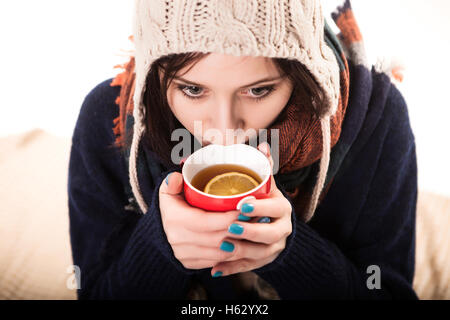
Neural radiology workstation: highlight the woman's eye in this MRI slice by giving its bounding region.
[177,84,275,101]
[177,85,204,99]
[248,86,275,100]
[250,87,268,96]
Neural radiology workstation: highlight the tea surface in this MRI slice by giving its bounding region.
[191,164,262,193]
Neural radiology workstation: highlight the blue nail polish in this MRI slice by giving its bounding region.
[165,173,172,185]
[241,203,254,214]
[228,223,244,235]
[212,271,223,278]
[258,217,271,223]
[238,214,251,222]
[220,241,235,252]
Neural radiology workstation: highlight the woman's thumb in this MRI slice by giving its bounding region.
[258,142,274,173]
[160,172,184,195]
[258,142,277,193]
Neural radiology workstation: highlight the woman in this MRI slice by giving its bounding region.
[68,0,418,299]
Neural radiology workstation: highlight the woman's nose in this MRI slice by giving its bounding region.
[208,102,244,145]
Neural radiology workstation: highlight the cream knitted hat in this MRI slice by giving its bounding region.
[130,0,340,221]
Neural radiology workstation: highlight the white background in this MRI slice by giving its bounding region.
[0,1,449,196]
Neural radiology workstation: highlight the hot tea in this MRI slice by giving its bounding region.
[191,164,263,196]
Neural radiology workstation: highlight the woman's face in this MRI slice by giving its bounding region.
[165,53,293,146]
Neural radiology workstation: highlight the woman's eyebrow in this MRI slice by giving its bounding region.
[173,75,284,88]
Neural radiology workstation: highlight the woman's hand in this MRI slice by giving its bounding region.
[158,142,293,276]
[159,171,243,270]
[210,142,293,277]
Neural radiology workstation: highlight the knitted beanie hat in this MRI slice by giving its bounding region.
[129,0,341,219]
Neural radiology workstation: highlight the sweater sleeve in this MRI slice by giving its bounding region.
[254,85,418,299]
[68,81,195,299]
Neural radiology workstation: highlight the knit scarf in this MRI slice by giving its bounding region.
[110,4,357,220]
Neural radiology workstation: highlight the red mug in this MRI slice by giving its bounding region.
[182,143,272,212]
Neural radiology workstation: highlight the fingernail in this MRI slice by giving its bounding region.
[241,203,254,214]
[258,217,271,223]
[228,223,244,235]
[212,271,223,278]
[238,214,251,222]
[220,241,234,252]
[165,173,172,185]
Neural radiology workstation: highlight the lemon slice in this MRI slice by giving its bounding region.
[203,172,260,196]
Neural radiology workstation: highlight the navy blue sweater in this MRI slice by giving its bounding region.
[68,61,418,299]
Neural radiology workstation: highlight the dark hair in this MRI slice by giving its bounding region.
[142,52,325,165]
